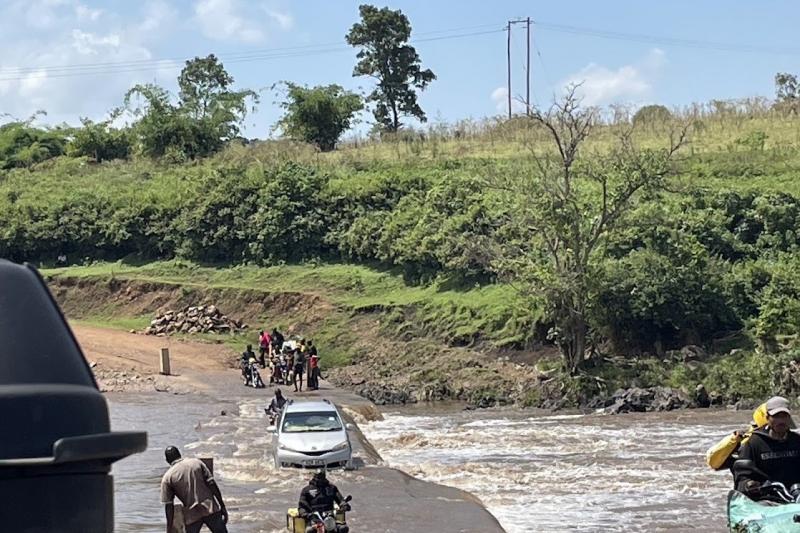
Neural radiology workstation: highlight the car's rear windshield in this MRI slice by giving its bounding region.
[282,411,342,433]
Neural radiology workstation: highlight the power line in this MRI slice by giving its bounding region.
[0,25,504,80]
[534,21,800,55]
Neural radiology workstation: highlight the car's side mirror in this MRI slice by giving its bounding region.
[345,423,354,430]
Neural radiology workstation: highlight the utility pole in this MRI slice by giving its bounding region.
[507,22,512,119]
[507,18,532,119]
[526,17,531,115]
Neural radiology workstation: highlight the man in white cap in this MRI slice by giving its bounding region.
[736,396,800,499]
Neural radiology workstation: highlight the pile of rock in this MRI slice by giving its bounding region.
[602,387,692,414]
[144,305,247,336]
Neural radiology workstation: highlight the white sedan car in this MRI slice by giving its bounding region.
[272,399,353,469]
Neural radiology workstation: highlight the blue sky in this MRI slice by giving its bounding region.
[1,0,799,137]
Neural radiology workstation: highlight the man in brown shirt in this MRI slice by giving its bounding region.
[160,446,229,533]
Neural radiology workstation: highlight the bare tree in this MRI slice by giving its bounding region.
[493,87,690,374]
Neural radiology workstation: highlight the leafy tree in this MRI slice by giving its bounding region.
[178,54,257,139]
[179,55,234,119]
[494,88,689,373]
[124,56,256,159]
[68,115,131,162]
[0,113,67,169]
[632,104,672,127]
[276,83,363,151]
[124,83,191,158]
[775,72,799,101]
[346,4,435,132]
[774,72,800,114]
[246,164,331,262]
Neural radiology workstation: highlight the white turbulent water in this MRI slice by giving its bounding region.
[111,393,749,532]
[361,408,748,532]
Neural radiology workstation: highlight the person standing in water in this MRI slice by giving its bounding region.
[293,347,306,392]
[161,446,229,533]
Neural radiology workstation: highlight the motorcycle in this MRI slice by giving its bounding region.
[247,360,265,388]
[265,405,282,426]
[287,495,352,533]
[271,355,289,385]
[728,460,800,531]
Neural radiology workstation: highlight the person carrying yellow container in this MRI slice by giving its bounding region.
[705,400,796,476]
[706,402,769,473]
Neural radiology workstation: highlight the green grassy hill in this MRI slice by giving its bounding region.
[10,108,800,406]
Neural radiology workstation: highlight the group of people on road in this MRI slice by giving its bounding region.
[288,338,321,392]
[706,395,800,501]
[241,328,323,393]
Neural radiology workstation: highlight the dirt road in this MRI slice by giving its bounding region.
[70,323,237,392]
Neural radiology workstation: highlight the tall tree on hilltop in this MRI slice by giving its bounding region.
[346,4,435,132]
[178,54,258,139]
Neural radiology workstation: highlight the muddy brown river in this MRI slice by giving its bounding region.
[109,391,747,532]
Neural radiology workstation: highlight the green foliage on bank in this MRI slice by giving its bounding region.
[4,108,800,365]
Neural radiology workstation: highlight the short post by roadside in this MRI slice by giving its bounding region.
[160,347,171,375]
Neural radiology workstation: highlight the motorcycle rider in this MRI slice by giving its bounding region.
[736,396,800,499]
[298,470,349,533]
[271,327,285,355]
[265,388,287,424]
[240,344,256,385]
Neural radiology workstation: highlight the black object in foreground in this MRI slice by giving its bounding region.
[0,260,147,532]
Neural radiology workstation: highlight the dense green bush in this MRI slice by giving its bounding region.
[68,118,131,162]
[593,239,738,352]
[0,122,67,169]
[2,139,800,356]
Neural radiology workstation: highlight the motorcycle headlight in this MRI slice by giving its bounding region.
[332,441,350,451]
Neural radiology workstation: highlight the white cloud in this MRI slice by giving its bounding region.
[0,0,290,127]
[263,7,293,30]
[560,48,667,107]
[194,0,265,43]
[490,86,527,114]
[75,3,102,22]
[10,0,101,30]
[71,29,121,55]
[139,0,179,33]
[193,0,293,43]
[643,48,666,70]
[563,64,649,106]
[0,2,176,125]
